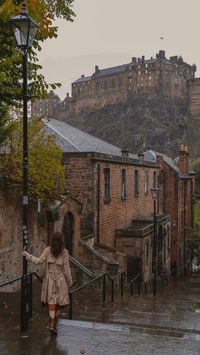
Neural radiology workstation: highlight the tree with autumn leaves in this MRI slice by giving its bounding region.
[0,0,75,202]
[0,117,66,202]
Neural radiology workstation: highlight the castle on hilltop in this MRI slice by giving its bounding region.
[31,50,200,120]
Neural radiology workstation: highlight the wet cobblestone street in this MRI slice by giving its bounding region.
[0,278,200,354]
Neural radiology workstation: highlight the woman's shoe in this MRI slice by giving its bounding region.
[50,318,57,335]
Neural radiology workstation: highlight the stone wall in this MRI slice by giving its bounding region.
[0,189,47,291]
[188,78,200,118]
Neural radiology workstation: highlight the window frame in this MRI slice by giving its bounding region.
[103,168,111,203]
[134,169,139,196]
[121,169,127,199]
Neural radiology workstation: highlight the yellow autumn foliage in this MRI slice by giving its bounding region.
[0,117,66,203]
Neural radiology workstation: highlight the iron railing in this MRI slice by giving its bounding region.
[0,268,169,328]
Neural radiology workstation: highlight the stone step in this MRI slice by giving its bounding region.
[57,319,200,355]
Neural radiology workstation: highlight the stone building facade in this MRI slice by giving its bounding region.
[31,90,60,118]
[70,50,195,113]
[31,50,198,120]
[187,78,200,118]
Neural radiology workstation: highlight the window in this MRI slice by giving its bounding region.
[144,171,149,194]
[104,168,110,203]
[153,171,157,188]
[145,241,149,266]
[96,82,100,91]
[121,169,127,198]
[134,170,139,196]
[111,78,115,88]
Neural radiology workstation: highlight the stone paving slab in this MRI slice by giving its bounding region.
[57,319,200,355]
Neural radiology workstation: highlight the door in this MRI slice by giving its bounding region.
[63,212,74,255]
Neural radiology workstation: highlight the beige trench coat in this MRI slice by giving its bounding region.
[25,247,73,305]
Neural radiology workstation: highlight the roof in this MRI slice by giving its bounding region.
[143,150,194,177]
[44,118,138,158]
[92,64,128,78]
[73,75,91,84]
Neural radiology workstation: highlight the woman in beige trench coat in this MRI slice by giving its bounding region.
[22,231,73,335]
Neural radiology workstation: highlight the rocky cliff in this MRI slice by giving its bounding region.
[64,94,199,157]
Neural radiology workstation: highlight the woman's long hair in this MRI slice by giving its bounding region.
[50,232,64,258]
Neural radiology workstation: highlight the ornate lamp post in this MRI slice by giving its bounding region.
[10,2,39,332]
[150,187,159,295]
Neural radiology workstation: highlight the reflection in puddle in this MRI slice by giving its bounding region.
[41,336,69,355]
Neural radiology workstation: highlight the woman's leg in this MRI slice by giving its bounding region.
[48,303,56,320]
[48,304,57,334]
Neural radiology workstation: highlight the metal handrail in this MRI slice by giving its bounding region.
[70,273,104,295]
[0,275,22,288]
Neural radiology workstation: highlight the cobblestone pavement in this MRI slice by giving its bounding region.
[0,278,200,354]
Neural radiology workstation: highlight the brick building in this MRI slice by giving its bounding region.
[0,119,195,288]
[44,119,171,282]
[143,145,196,273]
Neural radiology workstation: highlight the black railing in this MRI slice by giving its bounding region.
[0,267,169,328]
[0,272,42,329]
[68,271,149,320]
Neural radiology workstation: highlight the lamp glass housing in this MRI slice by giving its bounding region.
[10,13,39,49]
[150,187,159,200]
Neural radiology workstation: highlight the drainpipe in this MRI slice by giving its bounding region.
[96,163,101,243]
[183,180,186,274]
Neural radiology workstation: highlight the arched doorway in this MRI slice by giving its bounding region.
[63,212,74,255]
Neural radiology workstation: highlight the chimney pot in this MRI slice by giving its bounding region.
[178,144,189,174]
[138,153,144,160]
[121,148,129,157]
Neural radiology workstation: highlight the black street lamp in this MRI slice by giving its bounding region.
[10,2,39,332]
[150,187,159,295]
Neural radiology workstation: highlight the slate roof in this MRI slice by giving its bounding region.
[44,118,137,158]
[143,150,194,177]
[73,75,91,84]
[92,64,128,78]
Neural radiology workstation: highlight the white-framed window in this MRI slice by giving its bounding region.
[144,171,149,194]
[121,169,127,198]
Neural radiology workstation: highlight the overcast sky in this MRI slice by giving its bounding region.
[38,0,200,99]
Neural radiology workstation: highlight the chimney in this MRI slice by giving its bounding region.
[66,92,69,98]
[81,74,85,78]
[132,57,137,63]
[138,57,141,62]
[138,153,144,160]
[95,65,99,73]
[121,148,129,158]
[178,144,189,175]
[142,55,145,62]
[156,154,164,165]
[158,50,165,59]
[170,55,178,63]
